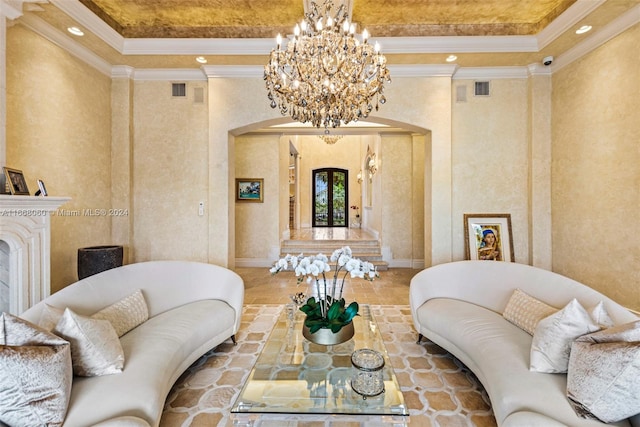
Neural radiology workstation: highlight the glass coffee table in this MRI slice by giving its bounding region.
[231,304,408,425]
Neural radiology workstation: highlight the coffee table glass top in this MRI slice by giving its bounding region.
[231,304,408,417]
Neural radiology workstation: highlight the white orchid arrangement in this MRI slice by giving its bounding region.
[270,246,378,333]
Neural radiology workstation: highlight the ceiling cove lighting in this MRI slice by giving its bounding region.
[264,0,391,130]
[67,26,84,36]
[195,56,207,64]
[446,55,457,62]
[576,25,592,34]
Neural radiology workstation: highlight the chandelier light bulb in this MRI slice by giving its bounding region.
[263,0,391,129]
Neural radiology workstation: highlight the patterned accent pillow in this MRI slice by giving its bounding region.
[40,290,149,337]
[567,320,640,422]
[530,299,601,373]
[0,313,72,427]
[503,288,557,335]
[54,308,124,377]
[92,289,149,337]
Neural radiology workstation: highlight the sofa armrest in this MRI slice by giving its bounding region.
[91,416,151,427]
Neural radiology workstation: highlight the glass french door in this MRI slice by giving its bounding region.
[312,168,348,227]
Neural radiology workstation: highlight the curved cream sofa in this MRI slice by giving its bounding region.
[20,260,244,427]
[410,260,640,427]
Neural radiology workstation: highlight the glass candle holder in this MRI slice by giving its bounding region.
[351,348,385,399]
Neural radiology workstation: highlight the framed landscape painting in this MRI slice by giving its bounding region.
[236,178,264,203]
[464,213,514,262]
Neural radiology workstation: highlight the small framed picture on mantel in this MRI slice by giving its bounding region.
[3,167,30,195]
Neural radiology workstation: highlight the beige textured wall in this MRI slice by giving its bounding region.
[234,134,280,261]
[552,23,640,310]
[6,25,112,292]
[451,79,530,263]
[132,80,209,262]
[381,134,414,260]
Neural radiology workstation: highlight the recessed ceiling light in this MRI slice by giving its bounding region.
[67,27,84,36]
[446,55,457,62]
[196,56,207,64]
[576,25,592,35]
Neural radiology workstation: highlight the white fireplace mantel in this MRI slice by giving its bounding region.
[0,195,70,314]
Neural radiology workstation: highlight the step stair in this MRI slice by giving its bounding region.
[279,238,388,271]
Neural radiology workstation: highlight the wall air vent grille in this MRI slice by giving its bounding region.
[172,83,186,97]
[474,81,490,97]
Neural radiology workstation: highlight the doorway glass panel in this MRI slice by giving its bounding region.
[313,169,347,227]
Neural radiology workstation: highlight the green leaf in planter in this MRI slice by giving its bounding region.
[326,300,344,321]
[343,301,359,322]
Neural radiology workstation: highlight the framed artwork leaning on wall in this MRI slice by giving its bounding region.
[464,213,514,262]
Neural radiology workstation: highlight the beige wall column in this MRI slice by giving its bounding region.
[0,1,23,167]
[527,69,553,269]
[428,77,454,265]
[111,67,134,263]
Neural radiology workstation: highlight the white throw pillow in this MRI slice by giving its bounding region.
[38,304,65,331]
[567,321,640,423]
[54,308,124,377]
[0,312,72,427]
[91,289,149,337]
[503,288,557,335]
[588,301,615,329]
[530,299,600,373]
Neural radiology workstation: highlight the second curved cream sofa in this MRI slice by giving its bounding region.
[410,260,640,427]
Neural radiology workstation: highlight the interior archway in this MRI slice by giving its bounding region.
[230,117,432,269]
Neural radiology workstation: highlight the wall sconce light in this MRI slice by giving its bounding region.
[368,154,378,178]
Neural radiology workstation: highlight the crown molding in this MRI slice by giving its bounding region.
[452,67,530,80]
[389,64,458,77]
[527,63,552,76]
[50,0,123,52]
[1,0,24,20]
[132,68,207,81]
[536,0,606,49]
[553,3,640,72]
[111,65,134,79]
[376,35,539,54]
[17,13,112,76]
[202,65,262,78]
[122,38,275,55]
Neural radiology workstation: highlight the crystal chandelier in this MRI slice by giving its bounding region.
[318,134,344,145]
[264,1,391,130]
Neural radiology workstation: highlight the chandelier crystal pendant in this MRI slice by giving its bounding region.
[264,0,391,130]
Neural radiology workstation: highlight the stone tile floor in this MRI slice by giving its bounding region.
[159,268,497,426]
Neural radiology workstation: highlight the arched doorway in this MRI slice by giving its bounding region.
[312,168,348,227]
